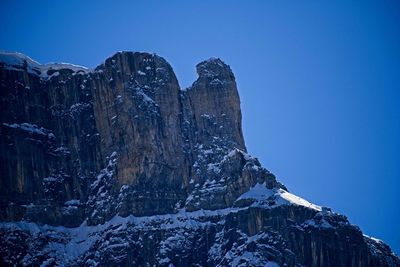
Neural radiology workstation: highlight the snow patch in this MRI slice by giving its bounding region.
[237,183,322,211]
[237,183,274,201]
[0,51,90,79]
[277,189,322,211]
[2,122,50,136]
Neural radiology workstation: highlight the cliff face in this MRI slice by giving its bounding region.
[0,51,398,267]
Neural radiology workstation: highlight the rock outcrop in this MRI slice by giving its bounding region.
[0,51,398,266]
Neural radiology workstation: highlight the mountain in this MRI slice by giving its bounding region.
[0,51,398,267]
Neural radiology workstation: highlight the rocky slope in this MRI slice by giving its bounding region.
[0,51,398,266]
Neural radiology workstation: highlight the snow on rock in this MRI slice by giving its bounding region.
[277,189,322,211]
[64,199,80,206]
[0,207,247,265]
[365,235,384,244]
[0,51,90,79]
[0,51,42,74]
[237,182,322,211]
[237,182,275,201]
[86,151,119,224]
[3,122,48,136]
[2,122,56,142]
[221,148,257,164]
[208,228,294,266]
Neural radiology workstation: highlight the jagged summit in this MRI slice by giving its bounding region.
[95,51,171,74]
[0,51,398,266]
[0,51,237,91]
[0,50,250,222]
[195,57,234,79]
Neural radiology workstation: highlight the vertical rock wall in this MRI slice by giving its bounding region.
[0,52,248,225]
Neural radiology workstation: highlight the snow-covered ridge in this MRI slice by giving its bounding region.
[0,207,248,264]
[0,188,386,266]
[237,182,322,211]
[0,187,329,265]
[0,51,90,79]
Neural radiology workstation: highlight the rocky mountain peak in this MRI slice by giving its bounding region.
[0,51,250,224]
[0,51,398,267]
[96,51,176,83]
[195,57,235,82]
[186,57,245,154]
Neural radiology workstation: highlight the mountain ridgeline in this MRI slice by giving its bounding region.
[0,51,398,266]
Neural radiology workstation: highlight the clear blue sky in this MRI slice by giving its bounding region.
[1,0,399,254]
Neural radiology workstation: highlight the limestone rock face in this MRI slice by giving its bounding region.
[184,58,245,151]
[87,52,188,223]
[0,51,398,266]
[0,55,101,226]
[0,51,257,226]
